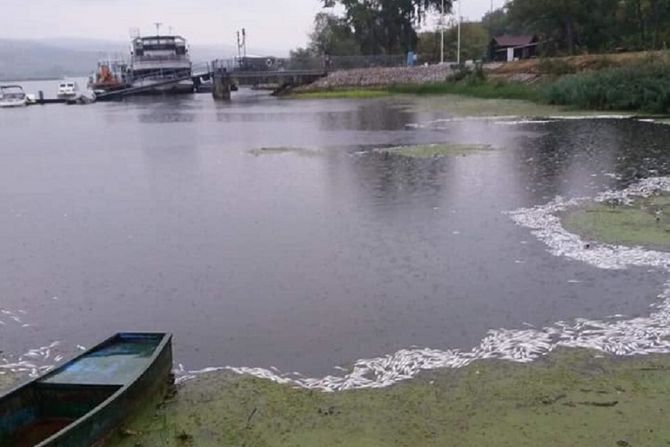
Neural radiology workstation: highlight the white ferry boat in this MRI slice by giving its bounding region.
[128,34,194,93]
[0,85,28,107]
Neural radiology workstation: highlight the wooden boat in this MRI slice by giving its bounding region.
[0,333,173,447]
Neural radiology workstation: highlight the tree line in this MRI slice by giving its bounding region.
[292,0,670,61]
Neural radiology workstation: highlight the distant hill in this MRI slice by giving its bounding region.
[0,39,103,80]
[0,37,282,81]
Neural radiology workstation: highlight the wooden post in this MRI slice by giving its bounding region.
[212,69,231,100]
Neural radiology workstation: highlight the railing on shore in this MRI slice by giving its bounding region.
[211,54,408,74]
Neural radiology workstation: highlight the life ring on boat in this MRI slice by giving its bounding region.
[265,58,274,68]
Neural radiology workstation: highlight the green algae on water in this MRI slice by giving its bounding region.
[563,193,670,249]
[247,147,322,158]
[108,349,670,447]
[379,143,494,159]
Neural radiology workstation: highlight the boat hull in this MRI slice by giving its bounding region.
[130,78,194,94]
[0,333,172,447]
[0,99,27,108]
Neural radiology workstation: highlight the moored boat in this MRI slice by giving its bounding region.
[88,60,129,95]
[127,33,194,94]
[0,332,172,447]
[56,80,80,101]
[0,85,28,108]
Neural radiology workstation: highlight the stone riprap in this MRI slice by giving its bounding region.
[299,64,455,90]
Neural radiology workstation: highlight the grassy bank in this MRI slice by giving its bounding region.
[109,349,670,447]
[563,193,670,249]
[544,62,670,113]
[291,81,540,102]
[293,55,670,114]
[387,80,540,102]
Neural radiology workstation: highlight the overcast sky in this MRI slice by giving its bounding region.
[3,0,503,51]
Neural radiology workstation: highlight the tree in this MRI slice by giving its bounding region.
[417,22,489,63]
[309,12,361,55]
[323,0,454,54]
[482,8,519,38]
[506,0,621,54]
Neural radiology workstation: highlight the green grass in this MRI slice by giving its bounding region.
[109,349,670,447]
[563,193,670,249]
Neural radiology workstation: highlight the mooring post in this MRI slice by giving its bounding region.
[212,68,231,101]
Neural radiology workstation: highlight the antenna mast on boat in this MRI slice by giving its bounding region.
[154,22,163,36]
[236,28,247,59]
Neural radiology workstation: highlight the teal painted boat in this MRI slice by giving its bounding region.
[0,333,173,447]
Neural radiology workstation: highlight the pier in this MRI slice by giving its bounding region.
[92,58,329,101]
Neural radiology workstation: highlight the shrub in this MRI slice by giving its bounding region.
[446,62,486,84]
[542,61,670,113]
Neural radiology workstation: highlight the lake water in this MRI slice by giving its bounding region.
[1,83,669,378]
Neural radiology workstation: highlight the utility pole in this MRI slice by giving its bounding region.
[236,31,241,59]
[456,0,462,65]
[242,28,247,58]
[440,0,445,64]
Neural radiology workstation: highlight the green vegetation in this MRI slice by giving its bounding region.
[403,94,577,117]
[247,147,322,157]
[380,144,493,158]
[296,58,670,114]
[417,22,490,64]
[543,62,670,113]
[563,193,670,249]
[109,349,670,447]
[388,80,541,102]
[292,89,391,99]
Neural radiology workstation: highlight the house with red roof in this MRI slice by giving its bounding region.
[489,35,540,62]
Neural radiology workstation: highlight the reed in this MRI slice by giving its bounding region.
[542,61,670,113]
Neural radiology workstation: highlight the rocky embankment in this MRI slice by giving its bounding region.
[298,64,454,91]
[297,51,667,93]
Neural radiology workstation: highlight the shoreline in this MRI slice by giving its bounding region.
[289,51,670,114]
[109,348,670,446]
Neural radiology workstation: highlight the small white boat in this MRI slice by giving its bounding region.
[0,85,28,108]
[57,80,80,101]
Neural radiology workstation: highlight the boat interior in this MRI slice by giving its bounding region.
[0,333,163,447]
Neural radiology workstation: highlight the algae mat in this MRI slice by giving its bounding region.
[563,193,670,249]
[110,350,670,447]
[378,144,493,159]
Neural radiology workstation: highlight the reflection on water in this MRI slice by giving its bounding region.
[0,88,669,376]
